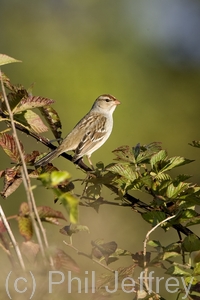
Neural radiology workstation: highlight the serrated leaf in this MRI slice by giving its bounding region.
[0,133,24,162]
[13,96,55,114]
[112,145,135,163]
[0,72,15,91]
[165,265,191,276]
[0,54,21,66]
[14,110,48,133]
[23,110,48,133]
[182,234,200,252]
[174,209,198,224]
[54,249,80,273]
[37,206,67,222]
[136,142,162,164]
[166,182,190,199]
[189,140,200,148]
[60,193,79,224]
[21,241,40,264]
[173,174,192,183]
[1,177,22,198]
[18,216,33,241]
[142,211,167,226]
[40,106,62,140]
[160,156,194,173]
[106,163,138,181]
[150,150,168,170]
[185,215,200,227]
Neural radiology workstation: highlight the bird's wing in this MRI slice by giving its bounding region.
[73,113,107,161]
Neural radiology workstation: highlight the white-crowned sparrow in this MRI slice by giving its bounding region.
[35,94,120,167]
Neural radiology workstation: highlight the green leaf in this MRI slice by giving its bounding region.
[182,234,200,253]
[160,156,194,173]
[194,262,200,275]
[142,211,167,227]
[39,171,71,187]
[163,251,180,260]
[18,216,33,241]
[174,209,198,224]
[60,193,79,223]
[13,96,55,114]
[147,240,162,248]
[106,163,138,181]
[150,150,168,171]
[14,110,48,133]
[112,145,135,163]
[135,142,162,164]
[165,265,191,276]
[0,54,21,66]
[185,215,200,227]
[164,242,181,253]
[166,182,190,199]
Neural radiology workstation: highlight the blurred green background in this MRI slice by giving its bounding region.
[1,1,200,299]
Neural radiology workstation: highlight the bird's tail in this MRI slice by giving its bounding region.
[35,149,59,167]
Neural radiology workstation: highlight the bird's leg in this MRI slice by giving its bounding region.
[87,155,94,170]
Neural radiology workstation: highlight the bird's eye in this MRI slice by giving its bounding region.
[105,98,110,102]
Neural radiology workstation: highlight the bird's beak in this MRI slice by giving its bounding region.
[115,99,121,105]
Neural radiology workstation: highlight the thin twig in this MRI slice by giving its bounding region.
[0,70,53,267]
[63,240,114,272]
[0,205,25,270]
[143,214,176,293]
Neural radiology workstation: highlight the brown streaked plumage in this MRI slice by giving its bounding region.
[35,94,120,167]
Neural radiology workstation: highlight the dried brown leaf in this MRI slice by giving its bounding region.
[40,105,62,140]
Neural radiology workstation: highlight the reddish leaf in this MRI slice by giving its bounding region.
[40,105,62,140]
[4,87,29,112]
[0,167,22,198]
[0,220,7,234]
[21,241,40,263]
[54,249,80,273]
[37,206,67,222]
[0,133,24,162]
[13,96,55,114]
[0,72,15,91]
[25,151,40,163]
